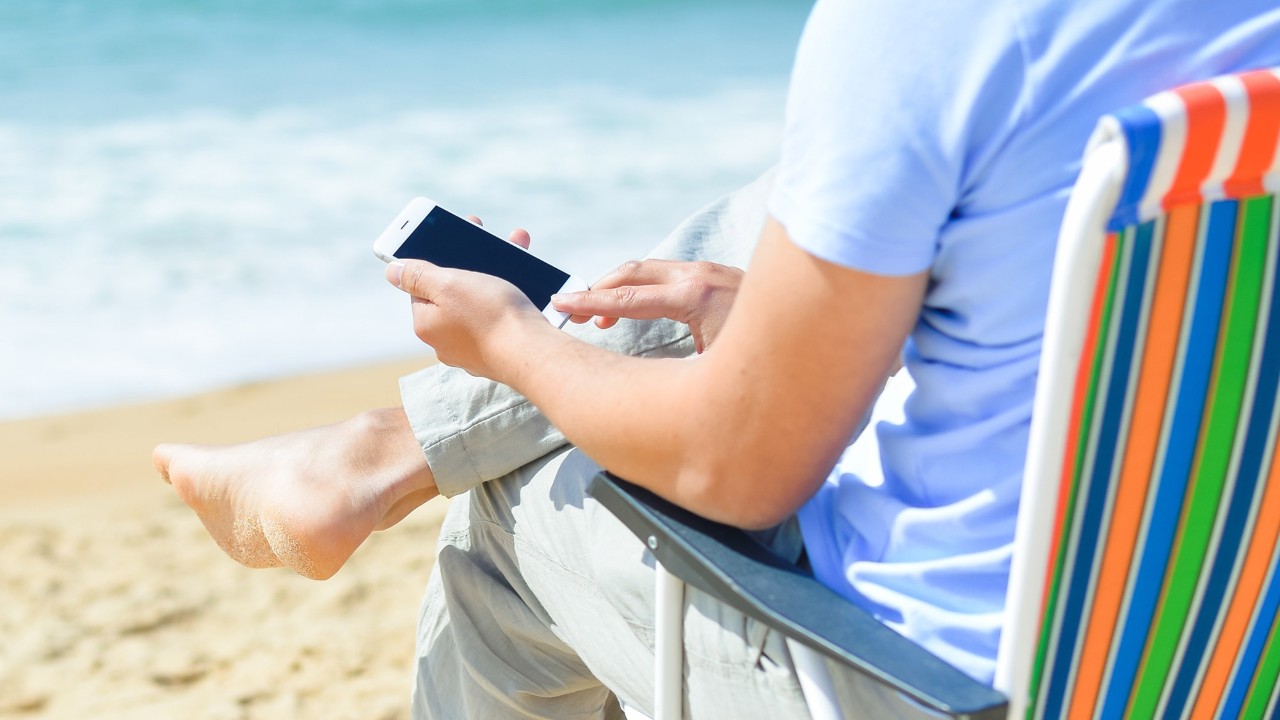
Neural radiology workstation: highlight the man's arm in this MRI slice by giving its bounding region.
[389,217,927,529]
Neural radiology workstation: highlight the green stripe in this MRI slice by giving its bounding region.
[1028,231,1127,718]
[1128,196,1273,717]
[1243,613,1280,719]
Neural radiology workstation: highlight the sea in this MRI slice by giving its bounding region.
[0,0,810,420]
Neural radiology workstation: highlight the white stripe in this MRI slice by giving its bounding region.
[1031,232,1133,720]
[1221,530,1280,717]
[1107,207,1209,716]
[1214,199,1280,719]
[1203,76,1250,202]
[1139,91,1187,221]
[1094,218,1166,720]
[1265,69,1280,194]
[1157,202,1278,719]
[1266,681,1280,720]
[1058,230,1135,720]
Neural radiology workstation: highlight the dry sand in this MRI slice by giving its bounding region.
[0,357,448,719]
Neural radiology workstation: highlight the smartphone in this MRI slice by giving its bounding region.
[373,197,589,327]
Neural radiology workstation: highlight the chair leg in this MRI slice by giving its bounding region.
[787,639,842,720]
[655,560,685,720]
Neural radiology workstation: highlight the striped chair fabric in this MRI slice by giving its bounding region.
[1017,69,1280,719]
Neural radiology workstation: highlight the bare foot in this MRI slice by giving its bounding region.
[152,408,436,580]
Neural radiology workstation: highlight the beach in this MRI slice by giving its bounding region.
[0,357,446,719]
[0,2,808,716]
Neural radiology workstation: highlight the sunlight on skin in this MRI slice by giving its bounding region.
[153,407,434,580]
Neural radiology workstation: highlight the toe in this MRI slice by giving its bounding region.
[151,444,176,483]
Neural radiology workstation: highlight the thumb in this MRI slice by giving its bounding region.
[386,259,438,297]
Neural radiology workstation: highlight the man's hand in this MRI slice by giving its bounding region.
[551,259,744,353]
[385,216,550,381]
[387,259,547,381]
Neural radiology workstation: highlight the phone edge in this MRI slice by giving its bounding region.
[543,275,590,328]
[372,197,435,263]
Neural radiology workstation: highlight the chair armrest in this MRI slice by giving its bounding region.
[587,472,1009,720]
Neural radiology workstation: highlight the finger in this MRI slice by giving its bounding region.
[387,259,443,298]
[590,259,686,291]
[551,285,682,321]
[466,215,484,227]
[508,228,532,250]
[565,312,615,328]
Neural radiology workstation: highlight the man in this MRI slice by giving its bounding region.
[156,0,1280,717]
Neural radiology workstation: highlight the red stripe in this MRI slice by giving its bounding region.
[1223,70,1280,199]
[1068,207,1198,718]
[1040,233,1120,615]
[1164,83,1228,210]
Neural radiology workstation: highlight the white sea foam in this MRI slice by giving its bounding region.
[0,84,786,419]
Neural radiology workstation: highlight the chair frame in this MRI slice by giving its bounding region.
[590,474,1010,720]
[591,68,1280,719]
[995,125,1129,719]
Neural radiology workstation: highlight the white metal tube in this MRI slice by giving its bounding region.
[787,639,843,720]
[654,558,685,720]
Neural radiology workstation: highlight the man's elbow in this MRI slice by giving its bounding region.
[673,457,811,531]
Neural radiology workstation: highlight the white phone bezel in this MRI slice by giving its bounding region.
[373,196,587,328]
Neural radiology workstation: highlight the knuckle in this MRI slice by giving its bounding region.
[618,259,645,277]
[680,275,711,301]
[435,271,457,295]
[613,286,640,306]
[406,262,427,291]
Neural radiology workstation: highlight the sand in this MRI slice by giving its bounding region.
[0,357,449,719]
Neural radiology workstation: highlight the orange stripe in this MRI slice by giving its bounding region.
[1190,205,1280,717]
[1040,233,1121,609]
[1066,207,1200,718]
[1189,412,1280,718]
[1223,70,1280,199]
[1164,83,1227,211]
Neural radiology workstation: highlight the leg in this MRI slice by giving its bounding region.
[416,448,943,720]
[414,444,811,720]
[153,169,775,579]
[153,407,429,580]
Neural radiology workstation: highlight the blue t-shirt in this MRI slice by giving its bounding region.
[769,0,1280,683]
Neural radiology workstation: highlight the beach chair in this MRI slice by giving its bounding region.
[589,66,1280,720]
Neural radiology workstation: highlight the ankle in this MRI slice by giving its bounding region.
[347,407,436,501]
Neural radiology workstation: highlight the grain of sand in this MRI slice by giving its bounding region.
[0,358,448,719]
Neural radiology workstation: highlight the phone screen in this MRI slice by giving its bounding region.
[396,207,571,310]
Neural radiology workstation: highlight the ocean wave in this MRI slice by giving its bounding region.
[0,86,784,419]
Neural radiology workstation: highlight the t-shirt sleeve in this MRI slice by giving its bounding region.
[769,0,1029,276]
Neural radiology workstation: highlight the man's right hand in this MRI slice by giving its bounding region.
[551,259,745,353]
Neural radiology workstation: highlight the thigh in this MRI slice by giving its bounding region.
[462,446,814,719]
[420,443,934,719]
[413,451,625,720]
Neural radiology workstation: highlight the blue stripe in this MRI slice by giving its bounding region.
[1108,105,1163,232]
[1099,200,1239,717]
[1221,540,1280,718]
[1162,199,1277,718]
[1041,223,1154,719]
[1220,199,1280,719]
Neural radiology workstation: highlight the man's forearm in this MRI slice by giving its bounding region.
[484,220,924,530]
[397,168,777,497]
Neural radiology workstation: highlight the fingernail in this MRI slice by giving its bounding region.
[387,262,405,287]
[550,293,568,306]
